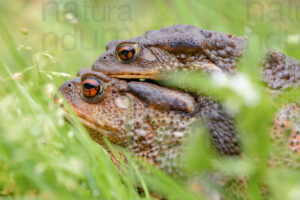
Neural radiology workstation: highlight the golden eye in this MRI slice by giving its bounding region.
[116,44,137,62]
[82,77,103,98]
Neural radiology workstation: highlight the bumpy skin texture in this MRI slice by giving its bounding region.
[59,71,240,174]
[65,24,300,198]
[93,24,300,91]
[262,51,300,166]
[128,81,197,113]
[269,104,300,168]
[92,24,247,78]
[263,50,300,90]
[197,96,240,156]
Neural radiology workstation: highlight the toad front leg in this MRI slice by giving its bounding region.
[128,81,241,156]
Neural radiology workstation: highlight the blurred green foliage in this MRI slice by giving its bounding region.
[1,0,300,199]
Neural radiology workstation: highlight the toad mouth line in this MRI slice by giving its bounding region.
[54,94,120,141]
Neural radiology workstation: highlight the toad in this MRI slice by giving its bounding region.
[89,24,300,160]
[58,69,240,174]
[92,24,300,91]
[92,24,246,79]
[58,24,300,199]
[90,24,300,161]
[57,67,300,199]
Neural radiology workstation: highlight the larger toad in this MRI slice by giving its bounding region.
[57,66,300,199]
[58,69,241,174]
[58,24,300,199]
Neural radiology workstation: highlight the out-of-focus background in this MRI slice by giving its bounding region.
[1,0,300,199]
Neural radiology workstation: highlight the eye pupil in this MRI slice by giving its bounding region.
[82,77,102,98]
[84,82,97,89]
[117,44,136,62]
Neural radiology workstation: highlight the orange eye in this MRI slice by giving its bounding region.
[117,44,136,62]
[82,77,103,98]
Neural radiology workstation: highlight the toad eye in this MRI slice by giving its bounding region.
[82,77,103,98]
[116,44,137,62]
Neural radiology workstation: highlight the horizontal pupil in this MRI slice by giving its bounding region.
[118,45,136,61]
[84,83,97,89]
[121,49,132,55]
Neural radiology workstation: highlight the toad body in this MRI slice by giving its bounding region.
[93,24,246,79]
[89,24,300,161]
[57,68,300,199]
[88,24,300,161]
[66,24,300,167]
[92,24,300,91]
[58,24,300,199]
[58,69,241,173]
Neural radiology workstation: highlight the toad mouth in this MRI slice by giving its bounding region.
[54,94,120,141]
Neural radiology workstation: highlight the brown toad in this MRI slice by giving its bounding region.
[92,24,246,79]
[58,69,240,174]
[92,24,300,91]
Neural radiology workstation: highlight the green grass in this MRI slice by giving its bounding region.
[1,0,300,199]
